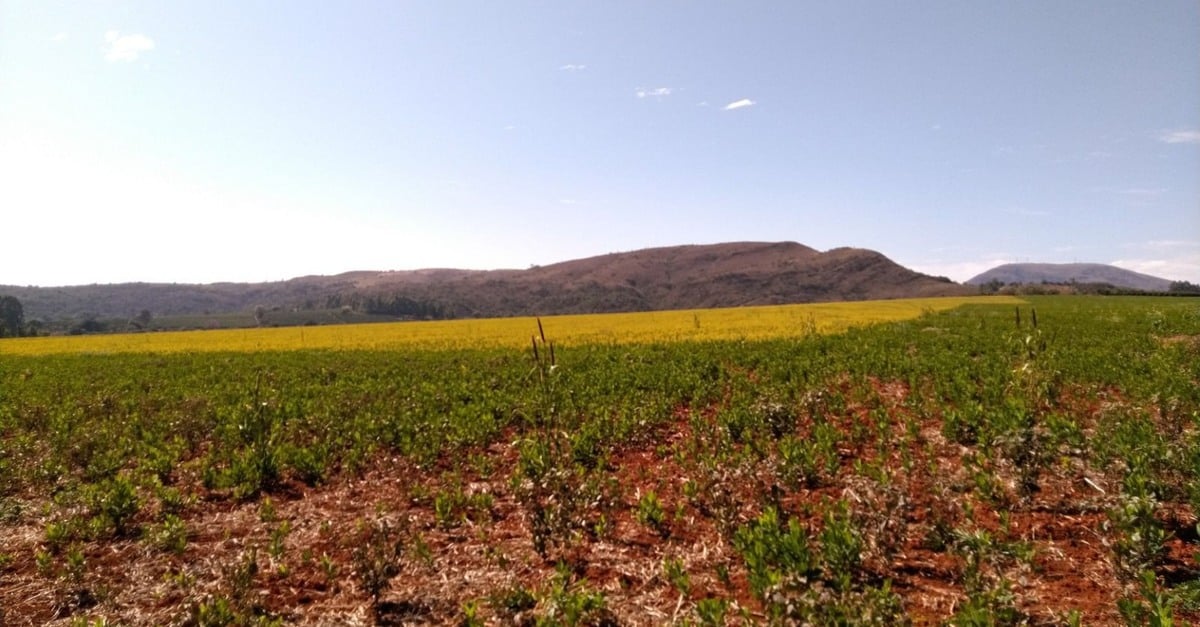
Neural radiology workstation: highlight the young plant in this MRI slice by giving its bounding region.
[87,474,140,538]
[636,490,669,538]
[1116,570,1178,627]
[150,514,188,554]
[662,556,690,595]
[819,501,863,590]
[352,517,405,615]
[733,506,817,601]
[1106,494,1167,580]
[693,597,729,626]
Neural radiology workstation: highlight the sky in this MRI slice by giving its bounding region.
[1,1,1198,287]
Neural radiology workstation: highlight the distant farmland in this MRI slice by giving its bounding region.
[0,296,1014,355]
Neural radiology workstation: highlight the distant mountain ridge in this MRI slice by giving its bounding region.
[3,242,970,322]
[966,263,1172,292]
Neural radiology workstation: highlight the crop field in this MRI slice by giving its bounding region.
[0,296,1012,356]
[0,295,1197,625]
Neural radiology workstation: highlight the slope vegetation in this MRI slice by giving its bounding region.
[5,242,968,321]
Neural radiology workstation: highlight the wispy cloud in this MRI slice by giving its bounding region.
[104,30,155,62]
[1158,129,1200,144]
[636,87,672,99]
[1004,206,1051,217]
[1111,258,1200,282]
[1113,240,1200,282]
[908,257,1015,283]
[1143,239,1199,249]
[1091,186,1168,198]
[559,64,586,71]
[1116,187,1167,196]
[51,32,68,43]
[723,98,755,111]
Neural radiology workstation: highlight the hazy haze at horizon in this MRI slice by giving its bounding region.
[2,1,1197,287]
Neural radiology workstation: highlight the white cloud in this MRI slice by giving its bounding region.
[51,32,68,43]
[1158,130,1200,144]
[723,98,755,111]
[636,87,672,99]
[559,64,586,71]
[104,30,155,62]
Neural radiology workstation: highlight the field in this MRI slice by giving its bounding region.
[1,297,1009,355]
[0,295,1197,625]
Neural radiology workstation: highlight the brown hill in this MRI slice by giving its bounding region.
[3,242,969,323]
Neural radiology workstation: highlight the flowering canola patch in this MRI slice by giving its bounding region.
[0,296,1022,355]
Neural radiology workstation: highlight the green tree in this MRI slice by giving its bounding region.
[1168,280,1200,295]
[70,316,105,335]
[0,295,24,338]
[129,309,153,330]
[979,279,1005,294]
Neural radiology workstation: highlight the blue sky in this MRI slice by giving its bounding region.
[2,1,1197,286]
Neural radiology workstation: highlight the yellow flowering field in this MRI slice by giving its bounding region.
[0,296,1021,355]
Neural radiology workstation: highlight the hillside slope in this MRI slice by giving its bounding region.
[4,242,969,321]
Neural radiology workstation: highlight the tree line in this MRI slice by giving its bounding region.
[0,295,30,338]
[978,280,1200,296]
[323,293,450,320]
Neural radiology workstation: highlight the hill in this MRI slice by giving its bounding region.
[966,263,1172,292]
[3,242,970,324]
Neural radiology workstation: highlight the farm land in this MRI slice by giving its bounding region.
[0,295,1197,625]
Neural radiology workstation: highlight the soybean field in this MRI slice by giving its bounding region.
[0,295,1197,625]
